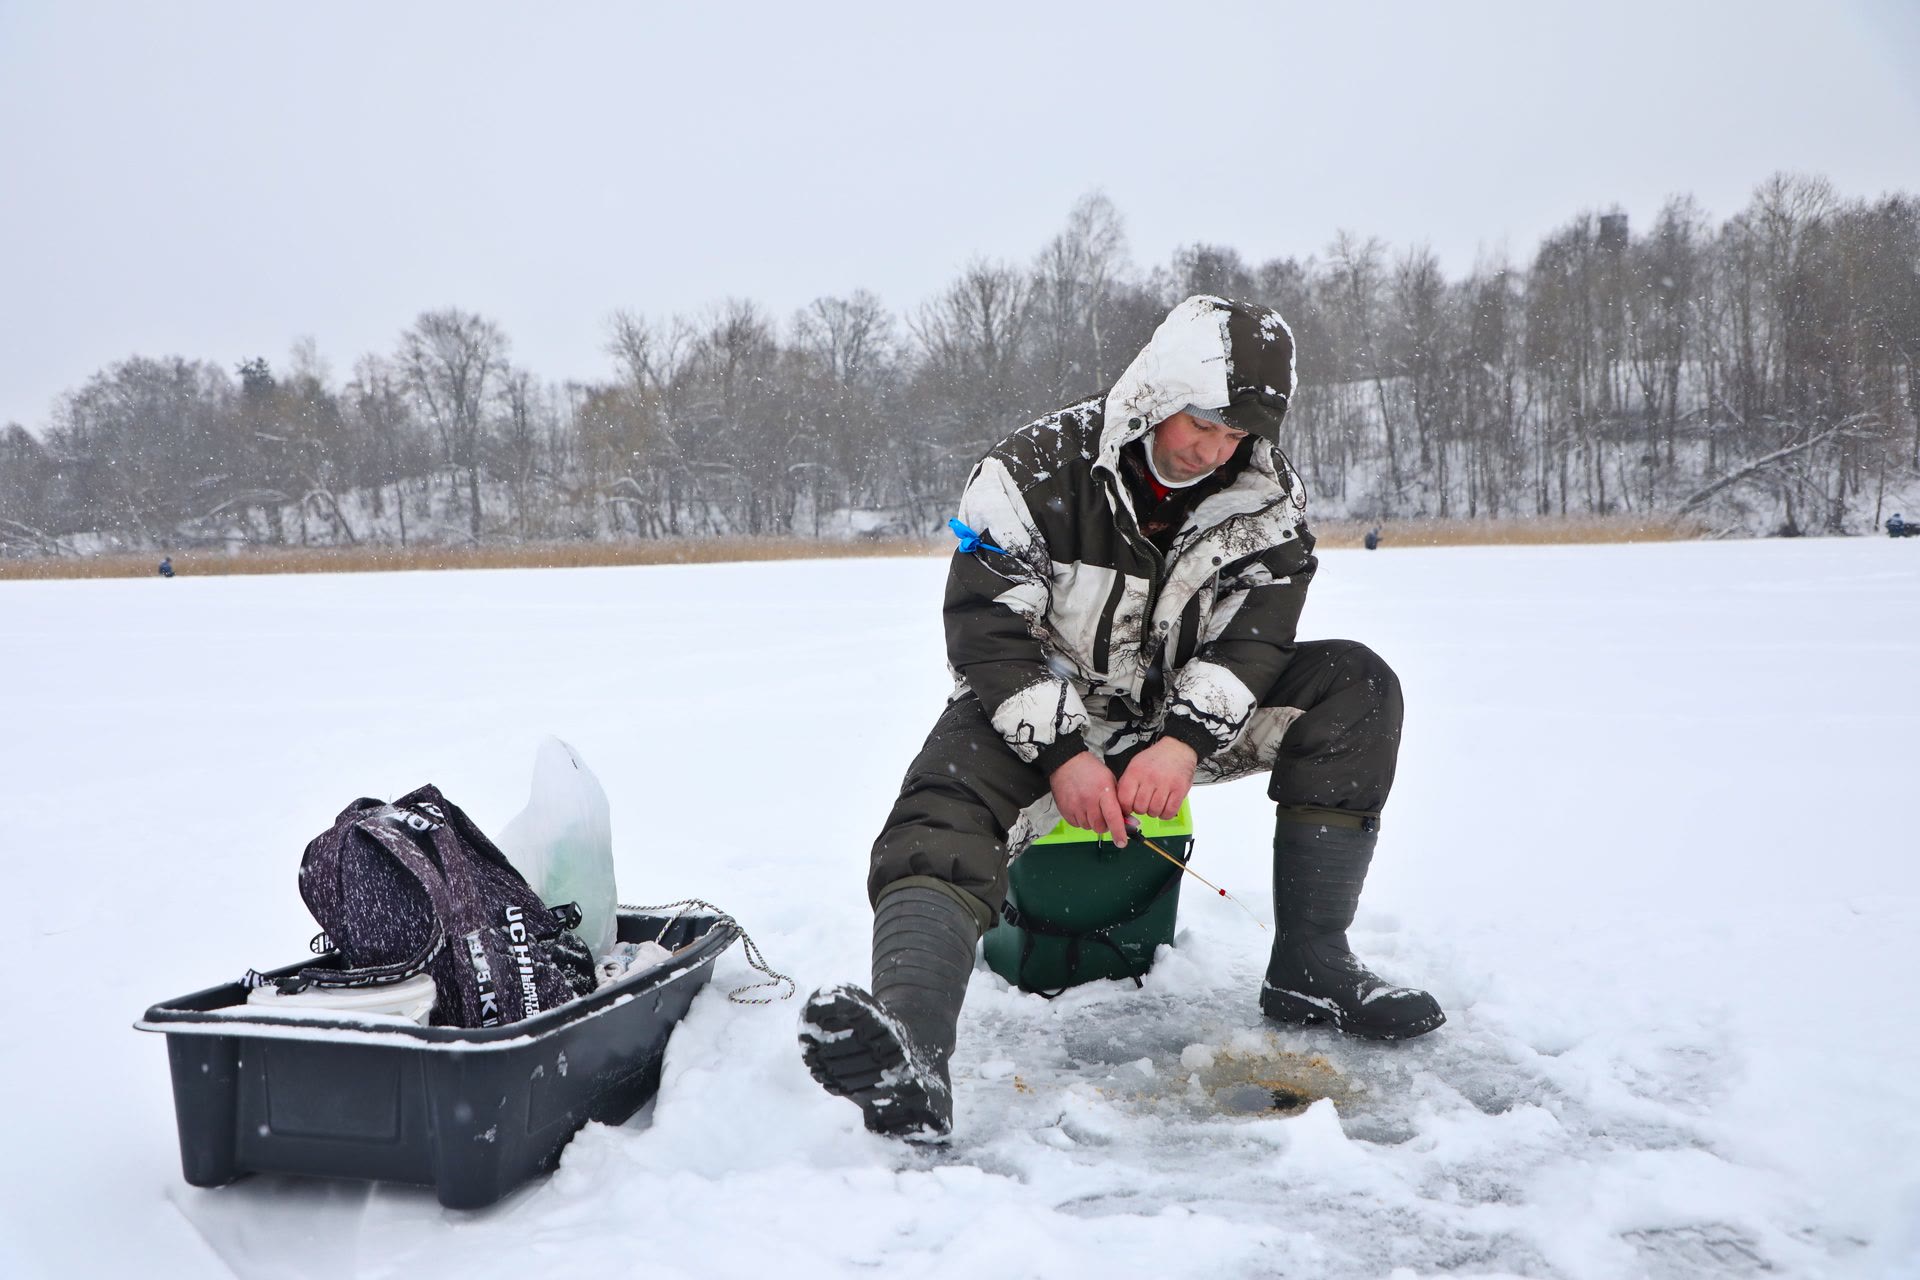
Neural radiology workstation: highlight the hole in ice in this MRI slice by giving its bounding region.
[1122,1043,1356,1118]
[1215,1083,1313,1114]
[1198,1047,1352,1115]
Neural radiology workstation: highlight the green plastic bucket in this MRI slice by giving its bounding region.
[983,802,1193,995]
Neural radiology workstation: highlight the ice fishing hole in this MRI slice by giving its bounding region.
[1216,1083,1312,1114]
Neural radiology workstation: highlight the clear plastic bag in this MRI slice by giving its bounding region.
[496,738,618,960]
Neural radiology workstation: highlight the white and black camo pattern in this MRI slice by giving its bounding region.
[947,295,1310,766]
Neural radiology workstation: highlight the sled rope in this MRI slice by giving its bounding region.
[620,898,797,1004]
[1134,834,1268,932]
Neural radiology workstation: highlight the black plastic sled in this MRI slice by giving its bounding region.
[137,907,736,1209]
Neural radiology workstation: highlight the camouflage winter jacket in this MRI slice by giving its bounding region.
[946,295,1317,773]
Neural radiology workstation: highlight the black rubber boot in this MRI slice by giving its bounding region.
[1260,812,1445,1040]
[799,884,978,1139]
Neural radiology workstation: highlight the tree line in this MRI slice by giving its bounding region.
[3,174,1916,557]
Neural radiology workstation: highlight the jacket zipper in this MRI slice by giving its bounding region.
[1091,570,1128,675]
[1103,470,1167,664]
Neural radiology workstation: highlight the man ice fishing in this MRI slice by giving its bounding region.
[801,295,1443,1139]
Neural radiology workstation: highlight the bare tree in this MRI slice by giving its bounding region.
[910,259,1035,499]
[792,291,900,529]
[606,310,695,534]
[346,354,425,545]
[1626,196,1705,493]
[1031,191,1130,401]
[1325,232,1400,500]
[1390,245,1451,479]
[1164,242,1257,303]
[793,290,894,387]
[683,299,782,532]
[913,258,1033,414]
[399,308,509,540]
[495,369,545,537]
[0,423,64,555]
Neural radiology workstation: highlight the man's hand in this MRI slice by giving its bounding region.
[1116,737,1198,822]
[1049,751,1129,847]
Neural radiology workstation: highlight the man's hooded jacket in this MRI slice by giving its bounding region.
[947,294,1316,774]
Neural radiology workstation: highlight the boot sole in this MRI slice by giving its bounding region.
[1261,983,1446,1041]
[799,984,951,1140]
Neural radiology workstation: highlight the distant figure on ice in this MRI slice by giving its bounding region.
[157,556,175,578]
[1364,526,1381,551]
[800,295,1443,1141]
[1889,514,1918,539]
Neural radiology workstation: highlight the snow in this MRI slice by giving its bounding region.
[3,538,1918,1278]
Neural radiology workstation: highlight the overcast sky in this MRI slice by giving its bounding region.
[2,0,1916,432]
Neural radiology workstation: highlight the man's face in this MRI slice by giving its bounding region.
[1149,411,1249,484]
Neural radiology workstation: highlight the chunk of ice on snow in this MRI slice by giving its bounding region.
[1179,1043,1216,1071]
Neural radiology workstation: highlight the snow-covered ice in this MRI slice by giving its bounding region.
[2,538,1917,1278]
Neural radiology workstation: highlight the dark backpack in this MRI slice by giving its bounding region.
[292,784,596,1027]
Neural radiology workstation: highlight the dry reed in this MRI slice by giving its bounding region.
[1312,514,1705,549]
[0,537,943,581]
[1,515,1707,581]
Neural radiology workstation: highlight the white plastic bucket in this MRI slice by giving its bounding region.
[245,972,438,1024]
